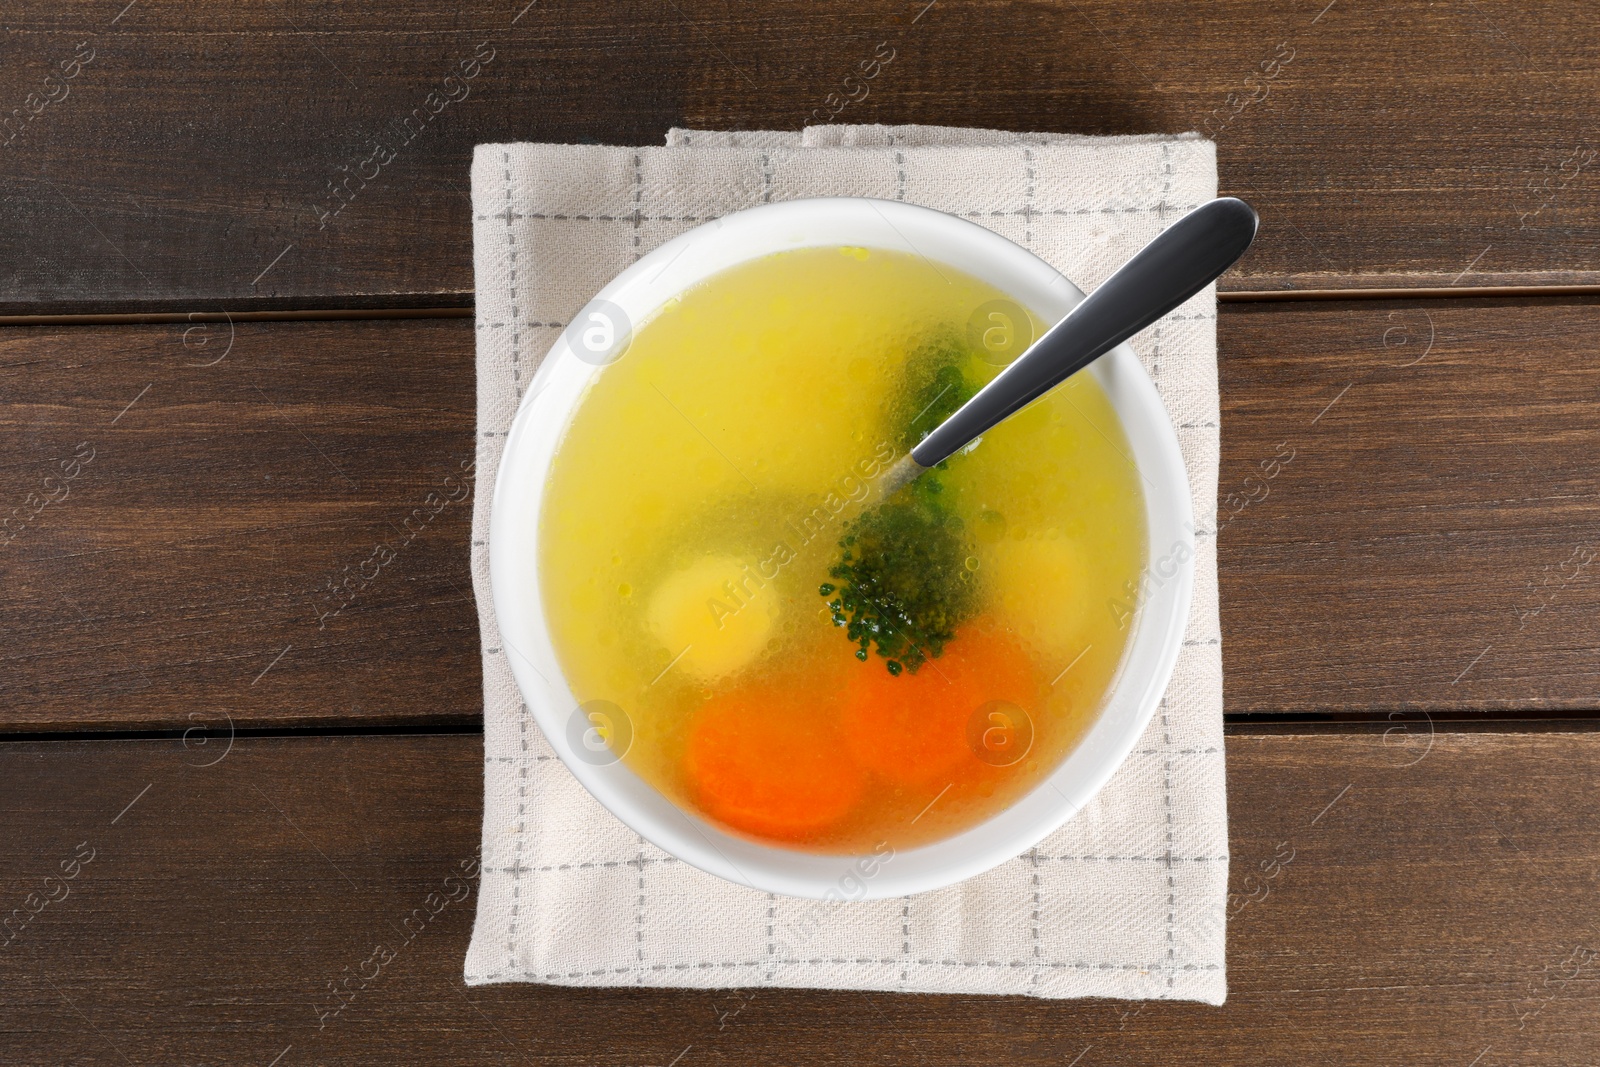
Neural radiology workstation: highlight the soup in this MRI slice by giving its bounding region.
[539,246,1146,853]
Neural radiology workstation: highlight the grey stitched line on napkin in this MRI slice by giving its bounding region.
[465,125,1226,1003]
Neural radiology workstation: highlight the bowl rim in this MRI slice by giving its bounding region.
[488,196,1195,901]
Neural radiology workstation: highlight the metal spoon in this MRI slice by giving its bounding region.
[879,196,1259,495]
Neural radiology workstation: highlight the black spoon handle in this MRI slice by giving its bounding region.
[909,197,1259,470]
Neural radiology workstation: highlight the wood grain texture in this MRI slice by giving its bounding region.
[1,0,1598,312]
[1218,296,1600,715]
[6,299,1600,731]
[0,318,479,732]
[0,731,1594,1065]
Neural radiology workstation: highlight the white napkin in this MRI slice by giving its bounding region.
[465,125,1227,1003]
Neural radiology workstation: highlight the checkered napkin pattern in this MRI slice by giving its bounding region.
[464,125,1227,1002]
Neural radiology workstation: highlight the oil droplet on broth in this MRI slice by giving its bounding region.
[539,246,1145,854]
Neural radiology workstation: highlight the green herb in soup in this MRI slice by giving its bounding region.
[822,330,985,675]
[539,246,1146,853]
[823,478,973,676]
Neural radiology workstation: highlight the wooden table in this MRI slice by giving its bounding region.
[3,2,1597,1063]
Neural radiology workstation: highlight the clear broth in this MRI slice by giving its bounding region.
[539,246,1146,854]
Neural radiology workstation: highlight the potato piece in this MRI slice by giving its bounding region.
[984,535,1095,660]
[647,555,779,682]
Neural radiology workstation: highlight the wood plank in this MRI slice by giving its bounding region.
[1217,296,1600,715]
[0,318,479,732]
[0,730,1594,1064]
[1,0,1599,311]
[5,299,1600,731]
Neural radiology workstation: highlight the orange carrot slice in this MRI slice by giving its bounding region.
[685,684,867,843]
[840,621,1037,787]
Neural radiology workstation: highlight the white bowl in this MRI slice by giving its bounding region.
[490,197,1194,901]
